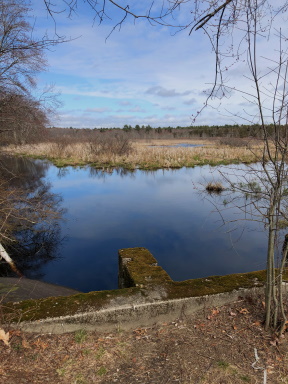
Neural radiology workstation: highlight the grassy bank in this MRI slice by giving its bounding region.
[2,139,264,169]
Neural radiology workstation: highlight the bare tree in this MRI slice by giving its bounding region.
[181,1,288,333]
[190,1,288,333]
[0,0,65,145]
[0,0,64,271]
[228,31,288,333]
[0,0,65,94]
[0,90,49,145]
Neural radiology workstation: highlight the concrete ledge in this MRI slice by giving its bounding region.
[118,247,172,288]
[13,287,264,334]
[2,247,284,334]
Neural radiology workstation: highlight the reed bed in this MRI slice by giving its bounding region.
[2,139,265,169]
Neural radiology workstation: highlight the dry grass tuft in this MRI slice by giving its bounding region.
[206,181,225,193]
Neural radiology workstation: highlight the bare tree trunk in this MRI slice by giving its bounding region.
[278,234,288,335]
[265,213,276,330]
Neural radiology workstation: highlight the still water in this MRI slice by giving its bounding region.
[9,158,268,292]
[150,143,203,148]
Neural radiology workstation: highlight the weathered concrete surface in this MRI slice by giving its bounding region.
[16,287,264,334]
[2,247,281,334]
[0,277,80,303]
[118,247,172,288]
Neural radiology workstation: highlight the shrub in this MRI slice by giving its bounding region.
[219,137,249,147]
[205,182,225,193]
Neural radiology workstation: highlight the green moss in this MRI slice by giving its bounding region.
[118,248,273,300]
[2,247,287,325]
[119,247,172,287]
[2,287,141,322]
[164,270,268,300]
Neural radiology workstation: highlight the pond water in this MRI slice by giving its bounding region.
[150,143,203,148]
[5,157,268,292]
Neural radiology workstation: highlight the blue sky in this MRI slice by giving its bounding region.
[28,1,283,128]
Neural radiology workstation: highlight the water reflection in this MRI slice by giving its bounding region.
[41,162,267,292]
[0,157,269,292]
[57,167,70,179]
[150,143,203,148]
[0,156,49,189]
[88,166,137,179]
[0,156,64,279]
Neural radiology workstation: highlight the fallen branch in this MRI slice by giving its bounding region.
[252,348,267,384]
[0,242,23,277]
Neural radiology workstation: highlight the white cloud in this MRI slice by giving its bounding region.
[146,86,192,98]
[85,107,111,113]
[128,106,146,113]
[118,101,132,106]
[161,106,176,111]
[183,98,197,105]
[31,0,288,128]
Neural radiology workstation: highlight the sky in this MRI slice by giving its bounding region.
[27,1,285,128]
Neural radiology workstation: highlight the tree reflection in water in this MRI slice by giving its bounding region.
[88,166,137,179]
[88,166,168,180]
[0,156,65,279]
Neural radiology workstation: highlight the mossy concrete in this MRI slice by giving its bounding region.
[118,247,172,288]
[2,247,287,334]
[118,248,269,298]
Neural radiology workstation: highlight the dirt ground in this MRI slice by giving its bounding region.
[1,295,288,384]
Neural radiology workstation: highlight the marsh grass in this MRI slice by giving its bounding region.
[3,139,265,169]
[206,181,225,193]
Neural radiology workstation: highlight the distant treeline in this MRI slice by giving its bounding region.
[47,124,269,142]
[1,123,283,146]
